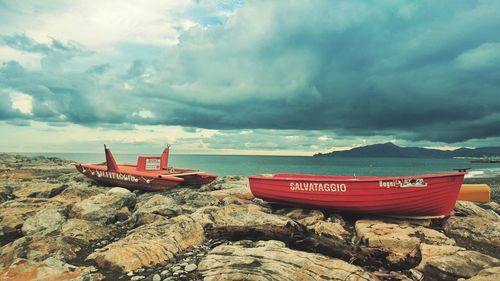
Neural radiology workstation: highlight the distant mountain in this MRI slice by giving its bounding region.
[313,142,500,158]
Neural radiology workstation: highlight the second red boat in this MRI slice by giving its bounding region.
[249,172,465,217]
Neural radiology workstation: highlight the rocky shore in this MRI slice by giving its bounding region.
[0,153,499,281]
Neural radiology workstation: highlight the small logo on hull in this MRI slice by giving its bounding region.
[379,178,427,188]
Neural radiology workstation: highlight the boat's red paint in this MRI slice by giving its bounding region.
[248,172,465,217]
[75,146,217,191]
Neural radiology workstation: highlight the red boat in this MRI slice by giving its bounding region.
[249,172,466,217]
[75,145,217,191]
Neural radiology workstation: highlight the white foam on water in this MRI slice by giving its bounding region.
[465,170,485,178]
[466,168,500,178]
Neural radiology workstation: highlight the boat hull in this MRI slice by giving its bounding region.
[75,164,216,191]
[249,172,465,217]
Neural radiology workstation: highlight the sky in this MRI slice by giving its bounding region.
[0,0,499,155]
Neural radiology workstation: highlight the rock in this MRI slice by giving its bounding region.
[13,182,65,198]
[174,191,220,213]
[60,219,112,243]
[307,220,349,239]
[198,204,386,269]
[87,215,204,272]
[171,266,181,272]
[0,257,101,281]
[0,185,14,204]
[1,218,111,266]
[355,219,455,266]
[132,194,181,226]
[444,213,500,258]
[202,176,254,201]
[198,240,374,281]
[453,201,499,220]
[281,208,325,226]
[51,183,105,204]
[0,198,67,245]
[200,176,248,192]
[424,250,500,280]
[184,263,197,272]
[463,266,500,281]
[220,196,246,205]
[21,209,66,236]
[479,202,500,215]
[107,187,131,195]
[0,232,86,265]
[70,190,136,223]
[160,269,169,276]
[152,273,162,281]
[279,208,348,238]
[131,276,145,281]
[192,203,288,228]
[416,244,464,271]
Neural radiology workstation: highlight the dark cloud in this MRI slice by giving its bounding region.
[1,1,500,144]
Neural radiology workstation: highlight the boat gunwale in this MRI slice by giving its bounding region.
[248,172,466,182]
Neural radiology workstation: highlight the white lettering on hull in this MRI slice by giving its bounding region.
[289,182,347,192]
[95,170,140,183]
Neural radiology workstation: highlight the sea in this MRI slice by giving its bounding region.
[17,153,500,179]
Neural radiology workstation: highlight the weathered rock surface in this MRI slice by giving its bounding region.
[280,208,348,239]
[355,219,455,266]
[0,198,68,245]
[87,215,204,272]
[201,176,252,200]
[198,240,374,281]
[453,201,500,220]
[1,231,85,265]
[444,201,500,258]
[424,250,500,281]
[417,243,464,271]
[70,187,136,223]
[132,194,182,225]
[463,266,500,281]
[193,203,289,228]
[0,257,102,281]
[13,182,65,198]
[0,185,13,203]
[51,183,106,204]
[21,209,66,236]
[170,190,220,213]
[60,219,112,243]
[1,217,112,266]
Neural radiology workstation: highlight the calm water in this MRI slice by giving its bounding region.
[18,153,500,178]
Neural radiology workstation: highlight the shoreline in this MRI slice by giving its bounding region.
[1,153,499,280]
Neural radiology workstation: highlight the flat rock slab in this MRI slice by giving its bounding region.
[198,240,374,281]
[21,209,66,236]
[0,198,68,245]
[87,215,204,272]
[70,189,135,223]
[355,219,455,265]
[417,244,464,271]
[51,183,106,204]
[424,250,500,281]
[1,218,112,266]
[13,182,65,198]
[444,214,500,258]
[464,266,500,281]
[0,257,102,281]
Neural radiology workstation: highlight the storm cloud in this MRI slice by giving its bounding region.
[1,0,500,144]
